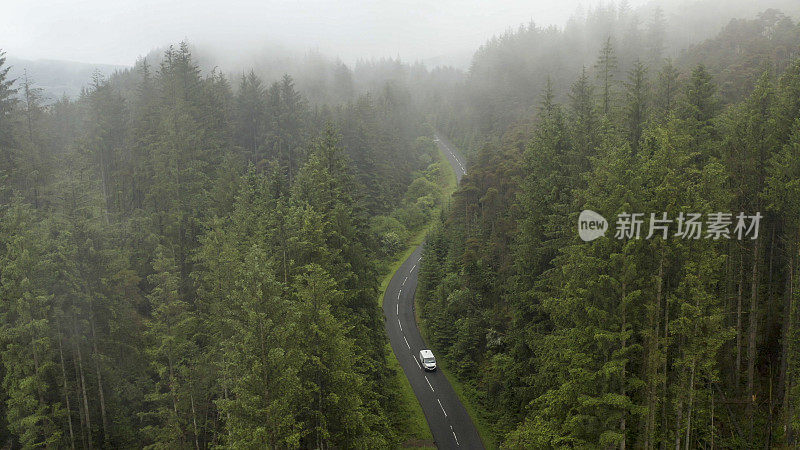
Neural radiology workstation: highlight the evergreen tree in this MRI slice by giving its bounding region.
[234,70,267,163]
[765,123,800,444]
[624,59,649,153]
[654,59,680,118]
[18,71,49,209]
[595,37,619,116]
[82,74,127,220]
[0,202,63,448]
[646,7,667,66]
[142,246,199,448]
[570,67,599,161]
[293,264,389,448]
[0,50,17,203]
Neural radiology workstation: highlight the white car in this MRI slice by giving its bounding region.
[419,349,437,371]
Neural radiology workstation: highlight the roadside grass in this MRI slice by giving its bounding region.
[377,139,457,447]
[377,223,433,446]
[383,337,433,444]
[414,311,500,450]
[439,364,499,450]
[413,138,500,449]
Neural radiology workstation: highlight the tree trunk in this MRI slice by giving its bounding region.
[661,290,671,450]
[684,364,695,450]
[779,253,792,401]
[736,258,743,391]
[71,327,88,450]
[711,394,715,450]
[748,240,760,437]
[58,328,76,449]
[168,355,179,416]
[784,251,797,445]
[30,336,45,412]
[674,396,683,450]
[646,258,664,449]
[74,315,93,450]
[89,313,110,447]
[190,390,200,450]
[620,281,627,450]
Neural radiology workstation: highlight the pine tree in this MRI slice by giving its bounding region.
[142,246,198,448]
[595,37,618,117]
[654,59,680,118]
[765,113,800,447]
[293,264,388,448]
[18,71,49,209]
[646,7,667,66]
[277,75,307,182]
[682,65,719,128]
[720,74,775,441]
[0,202,64,447]
[234,70,267,162]
[570,67,598,161]
[624,59,649,153]
[82,73,127,220]
[0,50,17,203]
[213,245,302,447]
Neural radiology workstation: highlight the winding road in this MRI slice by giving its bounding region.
[383,134,482,449]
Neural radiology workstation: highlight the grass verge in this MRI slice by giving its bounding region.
[413,137,499,448]
[414,309,499,449]
[378,139,457,446]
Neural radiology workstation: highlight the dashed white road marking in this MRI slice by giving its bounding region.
[413,355,421,369]
[425,376,434,392]
[404,336,410,349]
[452,430,459,446]
[438,399,447,417]
[410,264,416,272]
[396,303,399,315]
[398,319,402,331]
[402,276,407,285]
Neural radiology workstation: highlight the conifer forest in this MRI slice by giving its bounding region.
[2,1,800,448]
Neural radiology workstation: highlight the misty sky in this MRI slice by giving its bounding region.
[3,0,653,66]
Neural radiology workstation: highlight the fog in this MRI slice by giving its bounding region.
[4,1,800,448]
[3,0,655,67]
[5,0,800,71]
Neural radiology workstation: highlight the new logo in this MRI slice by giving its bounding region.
[578,210,608,242]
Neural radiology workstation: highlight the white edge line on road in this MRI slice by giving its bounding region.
[413,355,421,369]
[425,376,434,392]
[438,398,447,417]
[404,336,410,349]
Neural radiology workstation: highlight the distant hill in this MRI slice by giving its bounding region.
[5,56,129,102]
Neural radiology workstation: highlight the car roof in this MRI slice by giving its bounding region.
[420,349,434,357]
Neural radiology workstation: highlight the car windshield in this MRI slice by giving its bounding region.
[424,357,435,364]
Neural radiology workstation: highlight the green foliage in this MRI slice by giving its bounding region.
[0,41,432,448]
[419,15,800,448]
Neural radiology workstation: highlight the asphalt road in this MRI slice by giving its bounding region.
[436,133,467,182]
[383,134,481,449]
